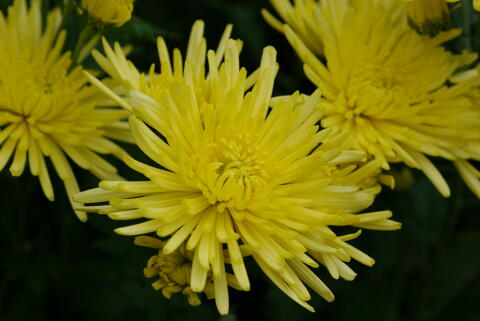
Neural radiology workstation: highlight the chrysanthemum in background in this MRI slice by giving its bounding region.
[75,21,400,314]
[266,0,480,198]
[0,0,132,221]
[80,0,134,27]
[262,0,325,55]
[263,0,479,38]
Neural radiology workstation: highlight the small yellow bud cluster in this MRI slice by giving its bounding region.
[136,236,214,306]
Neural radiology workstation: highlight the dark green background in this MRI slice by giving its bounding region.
[1,1,479,320]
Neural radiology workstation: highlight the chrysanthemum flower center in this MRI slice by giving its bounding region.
[359,62,403,91]
[369,69,395,89]
[331,62,407,121]
[0,59,78,135]
[199,135,270,211]
[321,62,411,157]
[0,58,76,128]
[33,70,66,95]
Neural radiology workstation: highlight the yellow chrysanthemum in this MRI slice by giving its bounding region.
[81,0,134,27]
[75,21,400,314]
[276,0,480,198]
[401,0,480,35]
[0,0,132,221]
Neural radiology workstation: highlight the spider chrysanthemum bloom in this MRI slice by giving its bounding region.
[0,0,132,221]
[85,21,235,106]
[75,21,401,314]
[275,0,480,198]
[81,0,134,27]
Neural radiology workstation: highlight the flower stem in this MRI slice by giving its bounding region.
[58,0,74,36]
[72,24,96,64]
[41,0,49,30]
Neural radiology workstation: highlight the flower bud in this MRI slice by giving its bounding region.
[81,0,134,27]
[404,0,452,36]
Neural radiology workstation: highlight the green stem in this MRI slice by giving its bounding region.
[58,0,75,36]
[475,10,480,52]
[72,23,95,64]
[461,0,473,52]
[41,0,49,31]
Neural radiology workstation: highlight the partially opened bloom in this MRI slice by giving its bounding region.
[0,0,132,221]
[402,0,480,35]
[81,0,134,27]
[276,0,480,198]
[75,21,400,314]
[135,235,247,306]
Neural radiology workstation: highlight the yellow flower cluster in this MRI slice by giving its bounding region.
[75,21,400,314]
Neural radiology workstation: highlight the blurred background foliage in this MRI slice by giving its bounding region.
[0,0,479,320]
